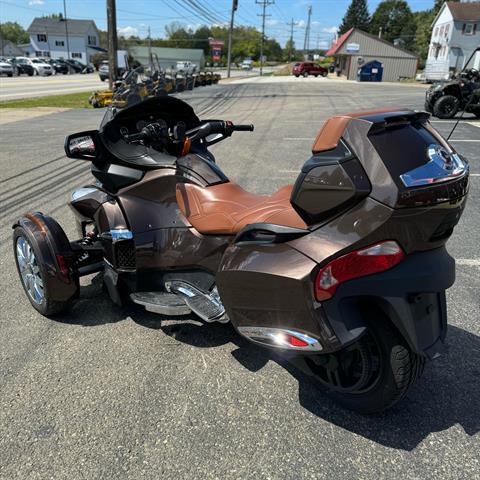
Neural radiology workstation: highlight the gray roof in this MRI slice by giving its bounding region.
[129,46,205,63]
[27,17,98,36]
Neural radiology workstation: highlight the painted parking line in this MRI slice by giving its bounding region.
[284,137,314,141]
[456,259,480,267]
[449,139,480,142]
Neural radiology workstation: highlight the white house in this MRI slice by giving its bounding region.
[25,17,105,63]
[425,1,480,81]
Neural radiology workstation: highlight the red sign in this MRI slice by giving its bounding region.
[209,39,225,48]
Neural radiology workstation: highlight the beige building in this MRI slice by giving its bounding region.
[326,28,418,82]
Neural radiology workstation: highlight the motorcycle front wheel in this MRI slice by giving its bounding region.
[305,315,425,414]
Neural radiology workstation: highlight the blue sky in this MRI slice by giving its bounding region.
[1,0,437,48]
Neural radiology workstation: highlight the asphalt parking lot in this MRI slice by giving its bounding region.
[0,78,479,479]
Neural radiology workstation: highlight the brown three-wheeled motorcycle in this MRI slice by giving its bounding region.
[13,77,469,413]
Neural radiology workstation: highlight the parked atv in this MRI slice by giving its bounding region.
[425,69,480,119]
[13,68,470,414]
[425,48,480,119]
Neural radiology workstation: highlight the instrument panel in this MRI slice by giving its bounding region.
[118,116,168,137]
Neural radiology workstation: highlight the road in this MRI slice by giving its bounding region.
[0,68,273,101]
[0,78,479,479]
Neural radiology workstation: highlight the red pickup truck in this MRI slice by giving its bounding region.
[292,62,328,78]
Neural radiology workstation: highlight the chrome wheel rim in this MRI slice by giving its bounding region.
[16,236,44,304]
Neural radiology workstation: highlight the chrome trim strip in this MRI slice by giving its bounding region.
[110,229,133,241]
[238,326,323,352]
[400,144,467,187]
[71,187,99,202]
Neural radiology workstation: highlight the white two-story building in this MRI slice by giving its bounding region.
[425,1,480,81]
[25,17,104,63]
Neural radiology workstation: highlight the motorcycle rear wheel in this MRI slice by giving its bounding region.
[306,315,425,414]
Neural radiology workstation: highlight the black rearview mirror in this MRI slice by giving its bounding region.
[64,130,100,160]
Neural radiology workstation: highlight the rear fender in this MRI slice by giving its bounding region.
[321,247,455,359]
[13,212,79,303]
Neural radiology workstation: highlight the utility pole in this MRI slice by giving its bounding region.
[287,18,295,62]
[227,0,238,78]
[303,5,312,54]
[63,0,70,61]
[107,0,118,90]
[256,0,274,76]
[148,25,152,69]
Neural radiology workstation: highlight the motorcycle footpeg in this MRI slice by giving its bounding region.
[165,281,228,323]
[130,291,191,316]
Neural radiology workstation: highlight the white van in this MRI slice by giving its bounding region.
[241,59,253,70]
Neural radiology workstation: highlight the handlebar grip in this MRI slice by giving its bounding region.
[233,124,254,132]
[124,132,144,142]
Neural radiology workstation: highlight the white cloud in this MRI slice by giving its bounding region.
[322,26,338,34]
[186,23,202,31]
[296,20,306,28]
[318,41,329,49]
[28,0,44,4]
[118,26,139,38]
[266,19,280,26]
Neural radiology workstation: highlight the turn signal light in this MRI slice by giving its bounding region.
[314,241,405,301]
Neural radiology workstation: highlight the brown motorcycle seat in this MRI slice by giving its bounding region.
[176,182,307,235]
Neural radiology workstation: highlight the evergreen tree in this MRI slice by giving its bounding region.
[338,0,370,34]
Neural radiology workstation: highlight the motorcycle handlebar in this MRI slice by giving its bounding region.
[124,120,254,145]
[232,124,254,132]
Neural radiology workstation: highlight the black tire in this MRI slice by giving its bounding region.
[306,314,425,414]
[7,73,13,77]
[28,71,33,76]
[294,74,299,78]
[322,71,328,77]
[303,71,309,78]
[433,95,459,119]
[13,226,73,316]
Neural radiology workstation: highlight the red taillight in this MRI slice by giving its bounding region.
[287,334,309,347]
[314,241,405,301]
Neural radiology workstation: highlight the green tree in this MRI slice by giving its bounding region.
[0,21,29,45]
[413,10,434,67]
[370,0,415,50]
[338,0,370,34]
[284,38,297,61]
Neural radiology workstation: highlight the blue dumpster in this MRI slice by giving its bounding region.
[357,60,383,82]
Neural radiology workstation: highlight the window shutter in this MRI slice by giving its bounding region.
[474,24,477,34]
[462,23,466,34]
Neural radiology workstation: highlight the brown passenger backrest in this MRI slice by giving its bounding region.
[312,108,401,154]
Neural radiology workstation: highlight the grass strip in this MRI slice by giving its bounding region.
[0,91,96,109]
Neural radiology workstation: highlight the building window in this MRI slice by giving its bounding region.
[445,24,450,37]
[55,40,65,47]
[440,26,444,36]
[463,23,475,35]
[72,52,82,58]
[37,34,47,42]
[88,35,97,45]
